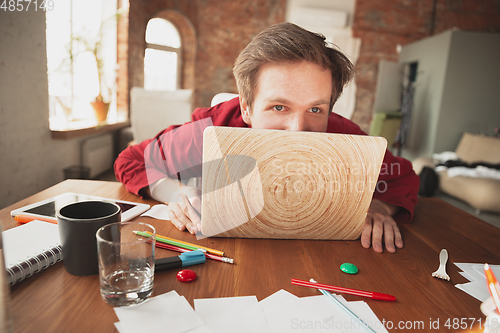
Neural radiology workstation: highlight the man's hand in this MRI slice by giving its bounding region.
[168,193,201,234]
[145,177,202,235]
[361,199,403,253]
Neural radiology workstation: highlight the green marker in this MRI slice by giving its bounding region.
[340,263,358,274]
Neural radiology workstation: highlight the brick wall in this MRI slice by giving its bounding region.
[125,0,285,110]
[352,0,500,132]
[122,0,500,131]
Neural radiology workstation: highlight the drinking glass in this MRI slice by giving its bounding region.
[96,222,155,306]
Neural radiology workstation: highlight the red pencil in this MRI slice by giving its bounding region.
[291,278,396,301]
[155,241,234,264]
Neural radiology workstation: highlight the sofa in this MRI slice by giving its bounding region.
[412,133,500,214]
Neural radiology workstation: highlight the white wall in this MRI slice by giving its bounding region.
[0,9,85,209]
[285,0,360,120]
[399,29,500,161]
[436,31,500,153]
[372,60,402,114]
[399,30,452,160]
[285,0,356,27]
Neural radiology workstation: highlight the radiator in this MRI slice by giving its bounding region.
[82,134,113,179]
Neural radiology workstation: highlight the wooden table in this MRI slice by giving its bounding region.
[2,180,500,332]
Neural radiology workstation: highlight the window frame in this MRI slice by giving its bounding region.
[45,0,125,136]
[144,18,182,90]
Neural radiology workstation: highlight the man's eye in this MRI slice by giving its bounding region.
[309,107,321,113]
[273,105,285,111]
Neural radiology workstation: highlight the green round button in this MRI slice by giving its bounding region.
[340,263,358,274]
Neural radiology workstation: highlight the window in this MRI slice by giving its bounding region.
[144,18,181,91]
[46,0,122,130]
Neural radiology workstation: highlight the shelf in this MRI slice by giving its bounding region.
[51,120,130,139]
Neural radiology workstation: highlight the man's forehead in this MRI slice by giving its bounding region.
[262,96,331,106]
[253,61,333,104]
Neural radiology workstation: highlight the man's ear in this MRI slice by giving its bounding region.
[240,98,251,125]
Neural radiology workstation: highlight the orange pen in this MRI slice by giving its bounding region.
[484,263,500,314]
[15,214,57,224]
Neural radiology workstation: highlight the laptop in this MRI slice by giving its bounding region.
[200,127,387,240]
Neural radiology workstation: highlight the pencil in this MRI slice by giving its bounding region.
[15,214,57,224]
[155,241,234,264]
[291,278,396,301]
[135,231,205,252]
[140,230,225,257]
[310,279,377,333]
[484,263,500,314]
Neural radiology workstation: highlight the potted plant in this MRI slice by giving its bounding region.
[59,11,122,123]
[74,34,112,122]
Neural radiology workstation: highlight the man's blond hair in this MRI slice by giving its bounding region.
[233,22,354,112]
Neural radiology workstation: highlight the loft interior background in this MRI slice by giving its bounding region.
[123,0,500,133]
[0,0,499,210]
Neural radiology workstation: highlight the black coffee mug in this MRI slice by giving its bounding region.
[57,201,121,276]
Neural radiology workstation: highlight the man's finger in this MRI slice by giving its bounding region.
[171,202,195,234]
[190,196,202,231]
[394,224,404,249]
[182,194,201,233]
[168,204,186,231]
[383,220,396,253]
[371,213,384,253]
[361,214,373,249]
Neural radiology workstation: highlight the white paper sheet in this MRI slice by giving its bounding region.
[259,289,299,313]
[141,200,198,221]
[194,296,257,324]
[211,303,270,333]
[455,263,486,282]
[262,294,385,333]
[114,291,204,333]
[140,204,172,220]
[455,280,491,302]
[454,263,500,302]
[344,301,390,333]
[114,289,388,333]
[184,325,214,333]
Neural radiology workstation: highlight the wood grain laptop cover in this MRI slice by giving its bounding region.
[201,127,387,240]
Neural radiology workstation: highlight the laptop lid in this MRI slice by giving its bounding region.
[200,126,387,240]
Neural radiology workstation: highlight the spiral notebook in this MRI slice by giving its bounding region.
[2,220,62,285]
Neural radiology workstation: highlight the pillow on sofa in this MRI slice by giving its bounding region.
[456,133,500,164]
[440,133,500,214]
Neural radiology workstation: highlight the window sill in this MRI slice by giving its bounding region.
[51,120,131,139]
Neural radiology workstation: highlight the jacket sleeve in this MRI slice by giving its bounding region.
[328,115,419,223]
[114,120,207,197]
[114,98,244,197]
[113,129,174,198]
[375,152,420,223]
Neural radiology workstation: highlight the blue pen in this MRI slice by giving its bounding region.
[310,279,377,333]
[155,250,206,272]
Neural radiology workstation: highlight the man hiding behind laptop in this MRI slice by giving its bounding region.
[114,22,419,253]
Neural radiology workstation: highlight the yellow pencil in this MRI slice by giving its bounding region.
[144,231,225,257]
